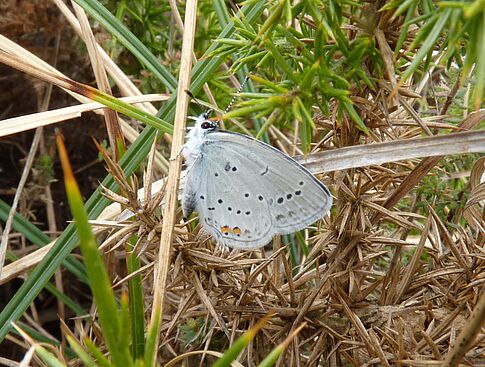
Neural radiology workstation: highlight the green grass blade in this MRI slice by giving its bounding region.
[473,11,485,108]
[393,0,418,57]
[402,8,452,81]
[256,323,306,367]
[143,308,160,367]
[0,194,111,341]
[213,0,231,26]
[80,87,173,133]
[342,100,368,134]
[212,314,272,367]
[34,345,67,367]
[41,279,86,317]
[66,335,97,367]
[265,40,300,83]
[127,238,145,359]
[85,337,115,367]
[119,293,132,361]
[464,0,485,18]
[56,134,132,366]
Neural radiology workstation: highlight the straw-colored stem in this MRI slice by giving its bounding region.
[149,0,198,362]
[72,2,124,159]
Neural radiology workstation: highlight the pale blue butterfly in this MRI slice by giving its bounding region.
[181,110,332,249]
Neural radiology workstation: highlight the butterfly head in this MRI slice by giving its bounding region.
[184,111,219,165]
[188,110,218,135]
[199,110,218,131]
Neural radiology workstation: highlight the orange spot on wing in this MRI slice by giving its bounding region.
[220,226,231,234]
[220,226,242,236]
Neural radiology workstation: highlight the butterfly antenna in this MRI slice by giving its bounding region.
[185,89,206,110]
[224,75,250,114]
[184,89,214,120]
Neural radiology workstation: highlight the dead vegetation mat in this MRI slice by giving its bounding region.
[97,100,485,366]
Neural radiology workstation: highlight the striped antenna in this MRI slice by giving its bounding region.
[224,75,249,114]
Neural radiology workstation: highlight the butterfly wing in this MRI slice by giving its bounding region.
[182,141,274,249]
[182,131,332,249]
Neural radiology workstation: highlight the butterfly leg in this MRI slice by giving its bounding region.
[169,144,190,162]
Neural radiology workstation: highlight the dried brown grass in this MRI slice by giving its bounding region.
[89,90,484,366]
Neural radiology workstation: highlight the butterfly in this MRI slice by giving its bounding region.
[181,111,332,249]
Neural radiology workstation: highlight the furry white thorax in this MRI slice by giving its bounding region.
[182,114,212,167]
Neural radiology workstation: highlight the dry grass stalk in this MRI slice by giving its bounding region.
[72,2,124,158]
[0,94,168,137]
[442,291,485,367]
[0,127,43,276]
[149,0,198,361]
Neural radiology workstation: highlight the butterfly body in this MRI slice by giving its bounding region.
[181,113,332,249]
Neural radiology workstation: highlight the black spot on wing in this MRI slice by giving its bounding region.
[276,214,285,222]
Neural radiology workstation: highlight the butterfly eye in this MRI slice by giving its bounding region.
[201,121,216,130]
